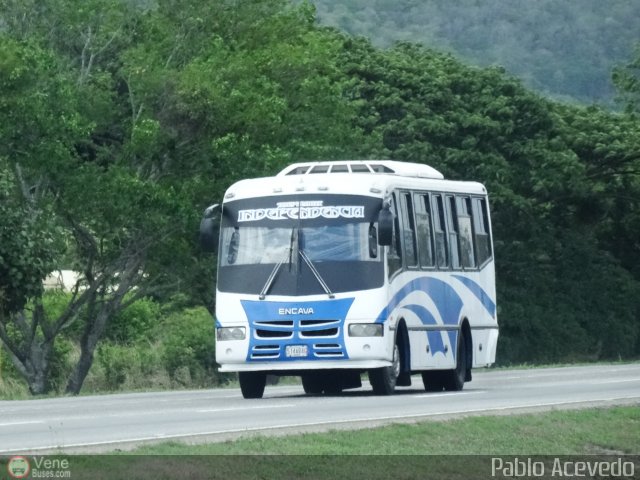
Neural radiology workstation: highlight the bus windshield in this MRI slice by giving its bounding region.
[217,194,384,296]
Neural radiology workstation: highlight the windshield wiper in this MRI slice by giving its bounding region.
[298,249,335,299]
[258,254,288,300]
[259,228,297,300]
[259,228,334,300]
[288,227,299,275]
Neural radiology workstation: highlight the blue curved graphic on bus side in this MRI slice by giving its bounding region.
[240,298,355,362]
[376,277,463,326]
[377,276,464,360]
[452,275,496,317]
[402,304,446,356]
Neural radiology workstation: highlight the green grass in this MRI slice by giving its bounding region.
[2,406,637,480]
[15,406,635,480]
[128,405,640,455]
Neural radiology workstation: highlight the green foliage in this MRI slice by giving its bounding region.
[0,0,639,395]
[0,37,78,316]
[105,297,161,344]
[161,307,218,384]
[613,43,640,113]
[47,337,75,393]
[96,342,145,390]
[0,166,57,315]
[339,38,640,364]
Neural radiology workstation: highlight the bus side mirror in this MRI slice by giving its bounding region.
[377,205,393,246]
[199,204,220,253]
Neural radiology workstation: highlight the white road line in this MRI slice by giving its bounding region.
[588,379,640,385]
[0,404,297,424]
[0,420,45,427]
[412,391,487,399]
[197,404,296,413]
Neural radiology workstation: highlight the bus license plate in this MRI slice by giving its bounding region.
[286,345,308,358]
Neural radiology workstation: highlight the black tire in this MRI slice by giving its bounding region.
[443,332,466,392]
[301,373,324,394]
[239,372,267,399]
[322,381,343,395]
[369,344,400,395]
[421,371,445,392]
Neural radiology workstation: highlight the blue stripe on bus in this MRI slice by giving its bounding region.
[376,276,476,360]
[402,304,437,325]
[447,330,458,361]
[375,277,463,326]
[451,274,496,317]
[402,304,447,356]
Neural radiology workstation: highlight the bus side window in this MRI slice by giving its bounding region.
[387,195,403,278]
[400,192,418,268]
[446,196,461,270]
[472,197,492,265]
[415,193,434,268]
[457,196,476,269]
[431,194,448,269]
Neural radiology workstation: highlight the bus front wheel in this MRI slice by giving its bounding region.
[239,372,266,399]
[369,344,400,395]
[301,373,324,394]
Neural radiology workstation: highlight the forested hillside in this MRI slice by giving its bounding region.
[312,0,640,105]
[1,0,639,396]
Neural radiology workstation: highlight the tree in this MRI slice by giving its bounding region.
[338,38,640,363]
[613,43,640,113]
[0,0,367,394]
[0,38,87,394]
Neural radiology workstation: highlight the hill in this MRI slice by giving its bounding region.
[311,0,640,105]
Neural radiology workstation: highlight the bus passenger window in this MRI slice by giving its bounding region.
[415,194,434,267]
[472,197,492,265]
[432,195,448,269]
[401,193,418,268]
[446,196,461,270]
[457,197,476,269]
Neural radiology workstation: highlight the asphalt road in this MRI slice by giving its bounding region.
[1,363,639,454]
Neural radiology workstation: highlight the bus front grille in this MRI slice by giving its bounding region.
[249,318,348,360]
[253,319,340,339]
[256,329,292,339]
[300,328,339,338]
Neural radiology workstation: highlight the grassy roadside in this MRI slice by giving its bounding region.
[19,405,637,480]
[127,405,640,455]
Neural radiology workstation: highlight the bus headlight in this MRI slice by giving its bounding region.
[217,327,246,341]
[348,323,383,337]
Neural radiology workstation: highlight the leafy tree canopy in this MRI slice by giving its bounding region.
[0,0,639,395]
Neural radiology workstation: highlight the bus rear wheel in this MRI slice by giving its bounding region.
[302,372,344,395]
[239,372,266,399]
[369,344,400,395]
[421,371,445,392]
[443,332,467,391]
[422,333,468,392]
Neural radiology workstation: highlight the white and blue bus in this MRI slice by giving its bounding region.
[200,160,498,398]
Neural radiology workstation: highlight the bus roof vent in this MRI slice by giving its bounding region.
[277,160,444,179]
